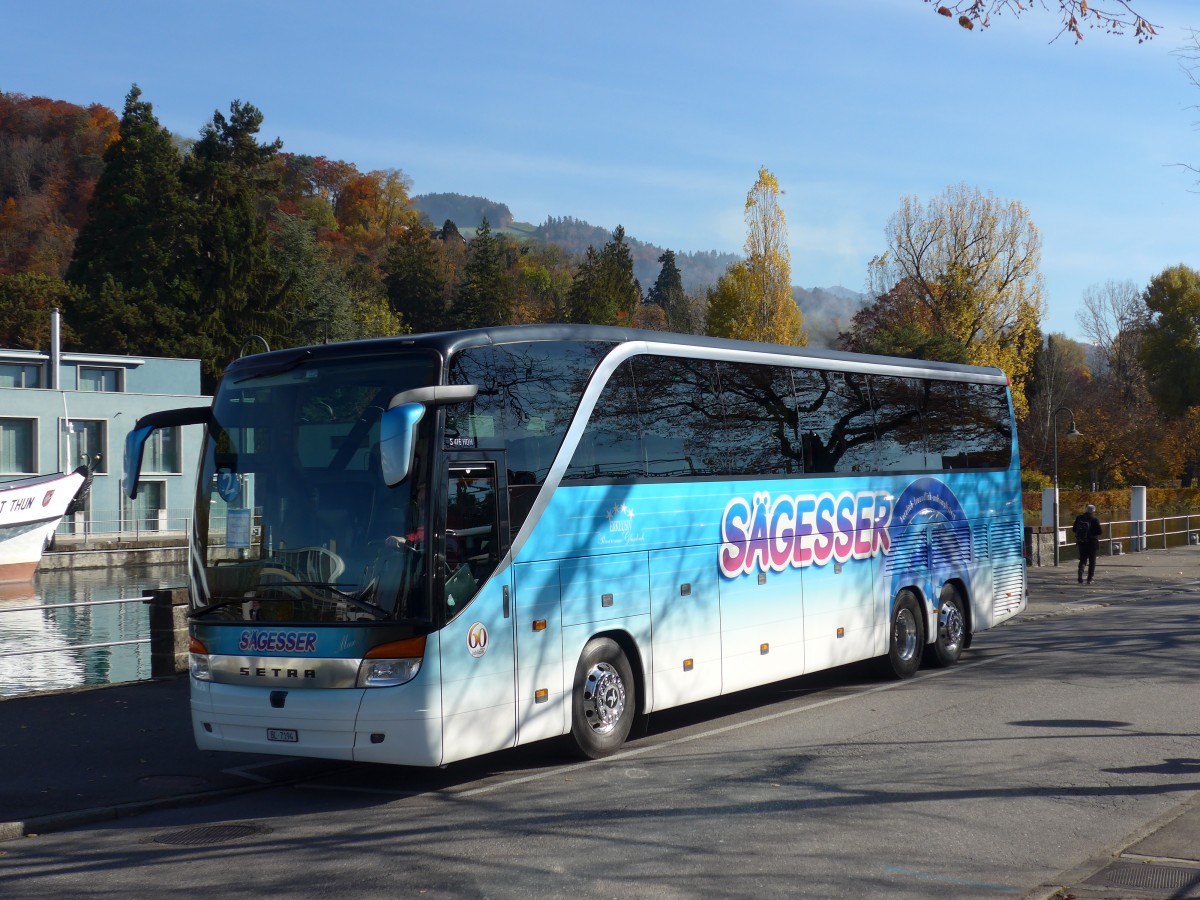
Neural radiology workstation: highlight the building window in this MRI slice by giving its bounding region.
[79,367,123,392]
[125,480,165,533]
[142,427,182,474]
[0,418,37,474]
[0,363,41,388]
[64,419,108,473]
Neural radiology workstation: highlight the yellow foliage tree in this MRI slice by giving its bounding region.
[869,183,1044,418]
[706,167,806,346]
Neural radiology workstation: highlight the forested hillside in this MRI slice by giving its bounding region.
[0,88,866,394]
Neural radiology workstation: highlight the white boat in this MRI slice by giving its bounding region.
[0,465,91,583]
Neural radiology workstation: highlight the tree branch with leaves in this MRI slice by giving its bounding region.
[927,1,1157,42]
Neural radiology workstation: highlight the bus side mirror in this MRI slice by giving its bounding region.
[124,406,211,499]
[378,384,479,486]
[123,425,154,499]
[380,403,426,486]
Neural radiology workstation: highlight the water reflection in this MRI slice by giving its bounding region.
[0,565,187,697]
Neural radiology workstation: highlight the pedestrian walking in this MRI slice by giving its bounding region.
[1073,503,1103,584]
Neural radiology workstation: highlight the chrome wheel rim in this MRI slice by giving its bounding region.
[938,601,964,652]
[894,606,919,662]
[581,662,626,735]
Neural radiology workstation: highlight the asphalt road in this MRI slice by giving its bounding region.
[4,571,1200,898]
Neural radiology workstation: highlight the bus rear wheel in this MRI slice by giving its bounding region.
[883,590,922,680]
[569,638,635,759]
[925,584,966,668]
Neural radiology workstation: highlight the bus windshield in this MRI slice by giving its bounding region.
[190,350,440,626]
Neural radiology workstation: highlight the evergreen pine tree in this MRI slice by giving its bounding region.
[383,225,447,333]
[452,218,512,329]
[647,249,690,333]
[567,226,641,326]
[176,100,287,387]
[66,85,188,354]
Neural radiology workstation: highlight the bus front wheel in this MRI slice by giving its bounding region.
[884,590,922,680]
[569,638,635,759]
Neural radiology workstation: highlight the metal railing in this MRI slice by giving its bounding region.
[51,509,198,548]
[1053,515,1200,560]
[0,595,152,660]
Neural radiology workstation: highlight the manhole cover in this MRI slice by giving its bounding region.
[149,823,272,846]
[1084,861,1200,896]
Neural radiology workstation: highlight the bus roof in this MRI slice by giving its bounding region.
[223,324,1010,384]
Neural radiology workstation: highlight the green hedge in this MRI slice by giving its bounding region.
[1022,488,1200,525]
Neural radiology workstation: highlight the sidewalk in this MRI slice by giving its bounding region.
[0,675,333,841]
[3,547,1200,896]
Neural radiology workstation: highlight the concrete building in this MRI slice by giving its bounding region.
[0,311,209,541]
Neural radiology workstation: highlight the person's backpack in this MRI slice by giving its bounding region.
[1073,518,1090,543]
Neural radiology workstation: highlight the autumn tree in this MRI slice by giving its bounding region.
[925,1,1156,42]
[853,183,1044,418]
[705,168,805,346]
[704,262,749,340]
[511,242,572,324]
[0,92,118,277]
[839,275,968,362]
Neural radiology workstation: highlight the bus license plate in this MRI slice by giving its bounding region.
[267,729,298,743]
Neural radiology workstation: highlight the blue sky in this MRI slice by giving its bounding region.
[4,0,1197,340]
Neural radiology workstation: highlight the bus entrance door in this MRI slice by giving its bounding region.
[436,457,517,763]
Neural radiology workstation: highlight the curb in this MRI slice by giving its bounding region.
[0,782,267,843]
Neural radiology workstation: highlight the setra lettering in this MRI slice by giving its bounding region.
[239,666,318,679]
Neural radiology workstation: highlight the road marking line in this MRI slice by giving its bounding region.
[457,651,1021,798]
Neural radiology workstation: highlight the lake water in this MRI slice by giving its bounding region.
[0,564,188,697]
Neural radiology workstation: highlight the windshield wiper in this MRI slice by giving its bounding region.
[192,584,389,621]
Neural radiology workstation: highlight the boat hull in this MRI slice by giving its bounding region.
[0,470,88,584]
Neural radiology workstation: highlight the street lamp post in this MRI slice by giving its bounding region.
[1052,406,1081,567]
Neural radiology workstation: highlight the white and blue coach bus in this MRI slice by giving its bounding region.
[125,325,1026,765]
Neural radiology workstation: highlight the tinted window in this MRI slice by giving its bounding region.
[794,369,877,473]
[870,375,925,471]
[717,362,803,476]
[564,360,644,481]
[961,382,1012,468]
[923,380,968,470]
[633,355,725,477]
[447,341,611,483]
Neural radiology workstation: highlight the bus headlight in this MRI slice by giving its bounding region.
[357,636,427,688]
[190,636,212,681]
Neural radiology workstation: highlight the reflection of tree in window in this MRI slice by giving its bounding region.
[924,380,967,470]
[449,342,610,520]
[633,356,724,477]
[961,383,1012,468]
[793,369,878,473]
[717,362,803,475]
[565,361,644,480]
[870,375,925,471]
